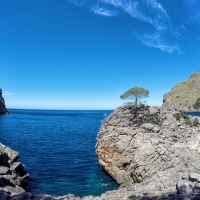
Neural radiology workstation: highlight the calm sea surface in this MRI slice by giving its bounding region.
[0,109,118,197]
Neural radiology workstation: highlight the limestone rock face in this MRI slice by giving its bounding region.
[96,105,200,189]
[0,89,10,115]
[162,71,200,111]
[0,143,29,196]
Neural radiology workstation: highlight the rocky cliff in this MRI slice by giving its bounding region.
[162,71,200,111]
[0,89,10,115]
[95,105,200,199]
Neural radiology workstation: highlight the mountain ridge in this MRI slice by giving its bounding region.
[162,71,200,111]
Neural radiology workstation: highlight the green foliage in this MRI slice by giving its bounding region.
[173,113,182,121]
[181,112,190,120]
[0,98,5,105]
[124,102,136,105]
[136,114,162,127]
[185,118,192,126]
[120,86,149,106]
[193,118,199,126]
[124,102,146,107]
[193,98,200,109]
[173,112,192,126]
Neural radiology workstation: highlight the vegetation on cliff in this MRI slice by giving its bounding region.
[193,98,200,109]
[120,86,149,106]
[162,71,200,111]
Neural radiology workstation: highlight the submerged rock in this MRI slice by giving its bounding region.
[0,89,10,115]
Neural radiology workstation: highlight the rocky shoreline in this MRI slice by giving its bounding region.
[2,105,200,199]
[0,143,29,196]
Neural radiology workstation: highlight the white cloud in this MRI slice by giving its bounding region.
[68,0,170,29]
[2,92,14,96]
[91,7,118,17]
[67,0,200,53]
[135,32,181,53]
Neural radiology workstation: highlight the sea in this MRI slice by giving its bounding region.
[0,109,119,197]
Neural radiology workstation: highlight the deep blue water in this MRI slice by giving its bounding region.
[186,112,200,117]
[0,109,118,197]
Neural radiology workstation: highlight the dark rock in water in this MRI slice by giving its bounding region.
[0,89,10,115]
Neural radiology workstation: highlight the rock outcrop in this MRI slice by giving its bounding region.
[0,143,29,196]
[96,105,200,198]
[162,71,200,111]
[0,89,10,115]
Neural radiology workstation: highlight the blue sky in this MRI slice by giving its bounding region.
[1,0,200,109]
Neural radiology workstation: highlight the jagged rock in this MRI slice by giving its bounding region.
[176,181,193,194]
[3,185,25,196]
[33,194,54,200]
[96,105,200,190]
[0,89,10,115]
[0,167,10,175]
[162,71,200,111]
[0,143,29,196]
[189,173,200,183]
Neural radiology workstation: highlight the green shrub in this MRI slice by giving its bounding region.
[136,114,161,126]
[173,112,192,126]
[193,118,199,126]
[193,98,200,109]
[181,112,190,120]
[173,113,182,121]
[185,118,192,126]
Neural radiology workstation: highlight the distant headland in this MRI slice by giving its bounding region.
[0,88,10,115]
[163,71,200,112]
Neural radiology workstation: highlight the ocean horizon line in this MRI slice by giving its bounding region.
[7,108,115,111]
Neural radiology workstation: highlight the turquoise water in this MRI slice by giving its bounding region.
[0,109,118,197]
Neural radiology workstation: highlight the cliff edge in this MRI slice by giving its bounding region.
[162,71,200,111]
[0,89,10,115]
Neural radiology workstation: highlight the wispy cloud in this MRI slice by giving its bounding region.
[67,0,200,53]
[91,7,118,17]
[135,32,181,53]
[2,92,14,96]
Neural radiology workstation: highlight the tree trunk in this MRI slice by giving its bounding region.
[135,97,138,106]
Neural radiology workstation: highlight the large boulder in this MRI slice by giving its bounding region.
[96,105,200,190]
[162,71,200,111]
